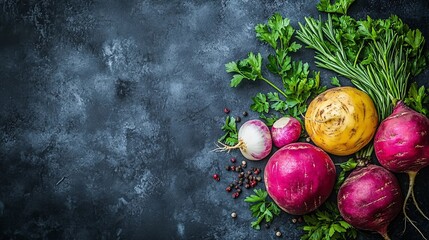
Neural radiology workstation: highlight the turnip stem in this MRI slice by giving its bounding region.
[403,171,428,240]
[380,232,391,240]
[378,225,391,240]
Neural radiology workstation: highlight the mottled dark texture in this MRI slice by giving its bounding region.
[0,0,428,239]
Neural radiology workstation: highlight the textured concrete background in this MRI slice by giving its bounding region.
[1,0,428,239]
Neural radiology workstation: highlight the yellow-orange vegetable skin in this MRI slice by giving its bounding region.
[305,87,378,156]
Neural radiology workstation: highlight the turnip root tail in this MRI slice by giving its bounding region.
[403,171,428,240]
[378,225,391,240]
[213,140,245,153]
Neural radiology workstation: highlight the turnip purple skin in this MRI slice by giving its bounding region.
[374,101,429,173]
[264,143,336,215]
[337,164,402,240]
[374,101,429,237]
[271,117,302,148]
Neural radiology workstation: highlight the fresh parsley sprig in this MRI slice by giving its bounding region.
[301,201,358,240]
[405,82,429,116]
[218,116,238,146]
[244,189,281,230]
[226,13,326,126]
[317,0,355,15]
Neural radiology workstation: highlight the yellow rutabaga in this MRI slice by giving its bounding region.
[305,87,378,156]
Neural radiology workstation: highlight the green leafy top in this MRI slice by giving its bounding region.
[317,0,355,15]
[226,13,326,127]
[405,82,429,116]
[244,189,281,230]
[334,158,358,192]
[301,201,357,240]
[218,116,238,146]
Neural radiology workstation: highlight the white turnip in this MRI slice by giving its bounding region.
[216,119,272,160]
[374,101,429,237]
[264,143,336,215]
[337,164,402,240]
[271,117,301,148]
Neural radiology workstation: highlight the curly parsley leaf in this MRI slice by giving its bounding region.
[245,189,281,230]
[405,82,429,116]
[218,116,238,146]
[301,201,358,240]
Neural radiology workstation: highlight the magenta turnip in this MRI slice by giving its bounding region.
[337,164,402,240]
[374,101,429,238]
[271,116,301,148]
[264,143,336,215]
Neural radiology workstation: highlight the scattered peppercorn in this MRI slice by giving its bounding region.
[256,176,262,182]
[213,174,220,181]
[292,218,297,223]
[224,108,230,114]
[235,116,241,123]
[253,168,261,175]
[232,192,240,199]
[243,111,248,117]
[264,223,270,229]
[231,212,237,218]
[230,157,236,163]
[225,165,231,171]
[226,186,232,192]
[306,137,311,142]
[245,183,250,189]
[276,231,282,237]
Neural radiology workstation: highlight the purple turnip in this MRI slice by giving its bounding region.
[374,101,429,237]
[338,164,403,240]
[264,143,336,215]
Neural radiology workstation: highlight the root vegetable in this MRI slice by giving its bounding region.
[337,164,402,240]
[264,143,336,215]
[271,117,301,148]
[374,101,429,237]
[216,119,272,160]
[305,87,378,156]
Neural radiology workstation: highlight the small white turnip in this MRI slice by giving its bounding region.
[216,119,272,161]
[271,117,301,148]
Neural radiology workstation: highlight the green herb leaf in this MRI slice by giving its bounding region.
[335,158,358,191]
[245,189,281,230]
[316,0,355,15]
[405,82,429,116]
[218,116,238,146]
[251,93,270,113]
[301,201,357,240]
[330,76,341,87]
[226,52,263,87]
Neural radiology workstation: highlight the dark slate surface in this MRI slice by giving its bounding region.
[1,0,429,239]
